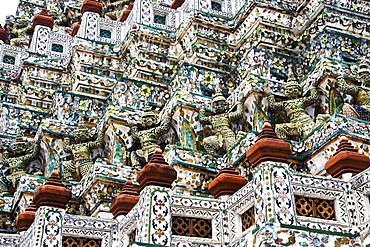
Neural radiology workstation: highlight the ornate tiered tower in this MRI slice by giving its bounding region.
[0,0,370,246]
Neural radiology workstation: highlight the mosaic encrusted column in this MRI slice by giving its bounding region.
[135,186,172,246]
[325,136,370,233]
[137,0,153,25]
[28,206,65,247]
[79,12,100,40]
[246,121,296,242]
[20,168,71,247]
[29,9,54,54]
[136,147,177,246]
[252,163,296,225]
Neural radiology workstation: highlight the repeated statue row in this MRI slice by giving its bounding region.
[1,61,370,192]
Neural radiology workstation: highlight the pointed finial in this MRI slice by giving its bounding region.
[33,166,72,209]
[262,120,272,130]
[81,0,103,15]
[256,120,279,141]
[126,178,133,185]
[39,8,49,16]
[339,134,348,142]
[33,8,54,28]
[110,177,139,218]
[51,167,59,177]
[325,134,370,178]
[334,134,358,154]
[136,146,177,189]
[147,146,168,165]
[246,120,292,167]
[44,167,64,186]
[120,178,138,196]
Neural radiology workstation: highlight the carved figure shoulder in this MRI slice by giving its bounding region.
[155,116,172,137]
[303,87,319,107]
[18,143,41,164]
[336,76,358,96]
[267,95,285,111]
[87,131,105,149]
[198,108,211,125]
[228,102,244,122]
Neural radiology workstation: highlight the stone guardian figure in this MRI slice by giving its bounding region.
[62,119,105,181]
[0,131,42,194]
[198,91,244,154]
[336,62,370,121]
[130,107,173,168]
[264,69,329,139]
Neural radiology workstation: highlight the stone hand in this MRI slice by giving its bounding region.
[263,86,272,96]
[331,70,341,78]
[169,104,176,117]
[35,129,43,144]
[311,79,319,87]
[194,102,205,111]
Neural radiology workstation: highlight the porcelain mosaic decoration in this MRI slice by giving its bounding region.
[0,0,369,246]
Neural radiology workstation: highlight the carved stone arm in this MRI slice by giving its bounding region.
[198,109,211,125]
[336,76,358,96]
[130,126,140,141]
[267,95,284,111]
[155,116,172,137]
[22,143,41,164]
[63,137,72,153]
[2,151,9,165]
[88,131,105,149]
[304,87,319,107]
[229,102,244,122]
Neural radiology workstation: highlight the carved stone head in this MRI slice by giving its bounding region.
[285,84,302,99]
[212,93,228,113]
[10,134,27,155]
[16,18,28,28]
[73,118,89,142]
[285,68,302,99]
[73,127,89,142]
[354,62,370,87]
[141,107,158,129]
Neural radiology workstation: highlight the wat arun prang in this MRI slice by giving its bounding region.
[0,0,369,246]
